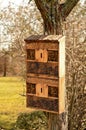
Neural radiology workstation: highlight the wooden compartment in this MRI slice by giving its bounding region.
[27,95,58,112]
[27,49,35,60]
[27,61,58,77]
[48,86,58,98]
[48,50,58,62]
[27,83,36,94]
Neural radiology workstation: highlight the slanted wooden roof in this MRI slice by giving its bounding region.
[24,35,63,43]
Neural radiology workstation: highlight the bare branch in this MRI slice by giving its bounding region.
[61,0,79,19]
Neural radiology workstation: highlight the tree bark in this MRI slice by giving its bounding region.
[47,112,67,130]
[34,0,63,34]
[34,0,79,35]
[3,55,7,77]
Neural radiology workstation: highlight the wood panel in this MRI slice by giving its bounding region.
[58,36,65,77]
[27,62,58,77]
[35,49,48,62]
[27,73,58,80]
[36,84,48,97]
[59,77,65,114]
[26,42,58,50]
[26,77,58,87]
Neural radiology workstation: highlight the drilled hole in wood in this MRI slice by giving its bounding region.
[40,53,42,58]
[41,88,42,93]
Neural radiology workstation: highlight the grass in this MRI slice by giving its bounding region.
[0,77,33,130]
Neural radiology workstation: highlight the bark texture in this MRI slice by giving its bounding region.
[34,0,79,35]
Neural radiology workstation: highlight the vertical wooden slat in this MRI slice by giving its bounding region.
[59,77,65,114]
[58,36,65,78]
[35,49,48,62]
[36,84,48,97]
[58,36,65,114]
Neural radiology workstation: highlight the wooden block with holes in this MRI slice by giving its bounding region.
[25,35,65,113]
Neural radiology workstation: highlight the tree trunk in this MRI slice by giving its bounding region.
[43,2,63,35]
[33,0,79,130]
[48,113,67,130]
[34,0,63,35]
[3,55,7,77]
[34,0,79,35]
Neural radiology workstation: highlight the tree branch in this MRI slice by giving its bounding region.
[34,0,50,23]
[34,0,55,34]
[61,0,79,19]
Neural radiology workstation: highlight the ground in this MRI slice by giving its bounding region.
[0,77,33,130]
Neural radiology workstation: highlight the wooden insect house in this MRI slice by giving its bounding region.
[25,35,65,114]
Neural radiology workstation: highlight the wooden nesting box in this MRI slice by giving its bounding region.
[25,35,65,114]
